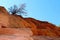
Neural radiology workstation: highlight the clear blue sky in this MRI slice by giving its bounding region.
[0,0,60,26]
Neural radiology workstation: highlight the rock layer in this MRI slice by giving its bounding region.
[0,6,60,38]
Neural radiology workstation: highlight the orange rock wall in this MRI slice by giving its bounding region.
[0,6,60,38]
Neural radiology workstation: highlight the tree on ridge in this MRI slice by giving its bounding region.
[9,3,27,16]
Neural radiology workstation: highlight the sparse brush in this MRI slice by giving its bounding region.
[9,3,27,16]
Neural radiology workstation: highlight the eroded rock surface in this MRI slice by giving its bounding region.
[0,6,60,40]
[0,28,33,40]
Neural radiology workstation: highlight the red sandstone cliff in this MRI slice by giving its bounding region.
[0,6,60,38]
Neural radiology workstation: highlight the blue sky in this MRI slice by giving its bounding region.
[0,0,60,26]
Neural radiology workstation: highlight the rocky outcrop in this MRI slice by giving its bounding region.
[0,6,60,40]
[24,18,60,37]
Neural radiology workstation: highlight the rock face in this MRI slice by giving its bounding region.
[0,6,60,40]
[0,28,33,40]
[24,18,60,37]
[0,28,33,36]
[0,6,10,28]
